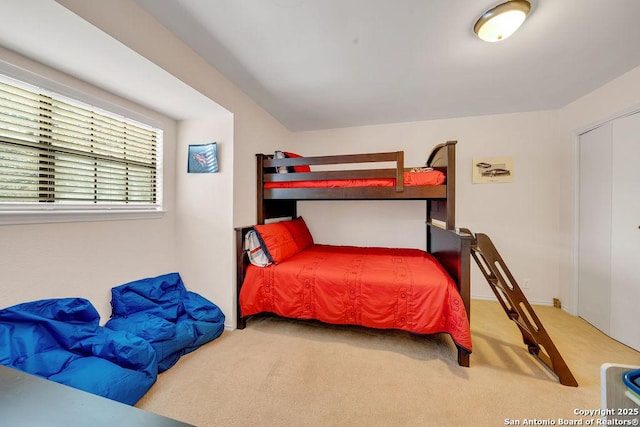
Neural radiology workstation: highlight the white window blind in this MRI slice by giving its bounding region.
[0,76,161,210]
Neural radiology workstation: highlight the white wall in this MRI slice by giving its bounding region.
[56,0,294,227]
[0,47,180,321]
[175,115,235,326]
[557,65,640,314]
[57,0,293,326]
[292,65,640,309]
[8,1,640,325]
[293,111,562,304]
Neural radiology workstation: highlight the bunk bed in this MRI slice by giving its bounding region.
[256,141,457,229]
[235,141,473,367]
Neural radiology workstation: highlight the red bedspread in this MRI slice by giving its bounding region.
[264,170,445,189]
[240,244,472,352]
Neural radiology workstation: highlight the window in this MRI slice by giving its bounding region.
[0,75,163,224]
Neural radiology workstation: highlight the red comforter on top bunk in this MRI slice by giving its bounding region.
[240,243,472,353]
[264,169,445,189]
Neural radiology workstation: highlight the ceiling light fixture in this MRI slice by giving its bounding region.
[474,0,531,42]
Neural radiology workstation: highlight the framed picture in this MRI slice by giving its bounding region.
[472,156,513,183]
[188,142,219,173]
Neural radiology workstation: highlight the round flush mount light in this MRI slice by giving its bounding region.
[474,0,531,42]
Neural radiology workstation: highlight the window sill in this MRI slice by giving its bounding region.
[0,208,167,226]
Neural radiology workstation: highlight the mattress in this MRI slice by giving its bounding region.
[264,170,445,189]
[240,243,471,352]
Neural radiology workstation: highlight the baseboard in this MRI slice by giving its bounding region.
[471,295,554,307]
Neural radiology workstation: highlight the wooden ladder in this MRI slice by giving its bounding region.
[463,229,578,387]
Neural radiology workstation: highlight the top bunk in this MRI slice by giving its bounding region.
[256,140,457,228]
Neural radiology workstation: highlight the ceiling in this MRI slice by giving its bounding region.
[133,0,640,131]
[2,1,640,131]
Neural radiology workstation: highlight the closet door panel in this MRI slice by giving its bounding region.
[577,123,612,335]
[610,112,640,351]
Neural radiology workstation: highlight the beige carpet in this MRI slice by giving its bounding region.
[137,300,640,426]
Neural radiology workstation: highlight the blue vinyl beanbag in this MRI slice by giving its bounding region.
[0,298,157,405]
[105,272,225,372]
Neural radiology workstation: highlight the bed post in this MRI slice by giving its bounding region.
[427,223,472,367]
[395,151,404,192]
[235,226,253,329]
[256,154,266,224]
[445,141,456,230]
[257,153,298,223]
[426,140,456,230]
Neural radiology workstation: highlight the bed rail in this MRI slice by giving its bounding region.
[235,226,253,330]
[263,151,406,192]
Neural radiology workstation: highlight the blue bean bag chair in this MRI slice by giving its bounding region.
[0,298,157,405]
[105,272,225,372]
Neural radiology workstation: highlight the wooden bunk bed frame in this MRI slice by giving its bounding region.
[237,141,473,367]
[257,140,457,229]
[236,139,578,385]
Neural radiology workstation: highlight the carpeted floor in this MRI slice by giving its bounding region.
[137,299,640,427]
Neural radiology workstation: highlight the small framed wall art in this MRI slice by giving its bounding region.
[472,156,513,184]
[188,142,219,173]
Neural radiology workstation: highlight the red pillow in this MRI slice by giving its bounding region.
[282,217,314,251]
[254,222,299,263]
[283,151,311,173]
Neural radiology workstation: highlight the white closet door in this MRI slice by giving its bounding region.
[610,112,640,351]
[578,123,612,335]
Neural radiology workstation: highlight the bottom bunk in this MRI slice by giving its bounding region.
[235,217,472,366]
